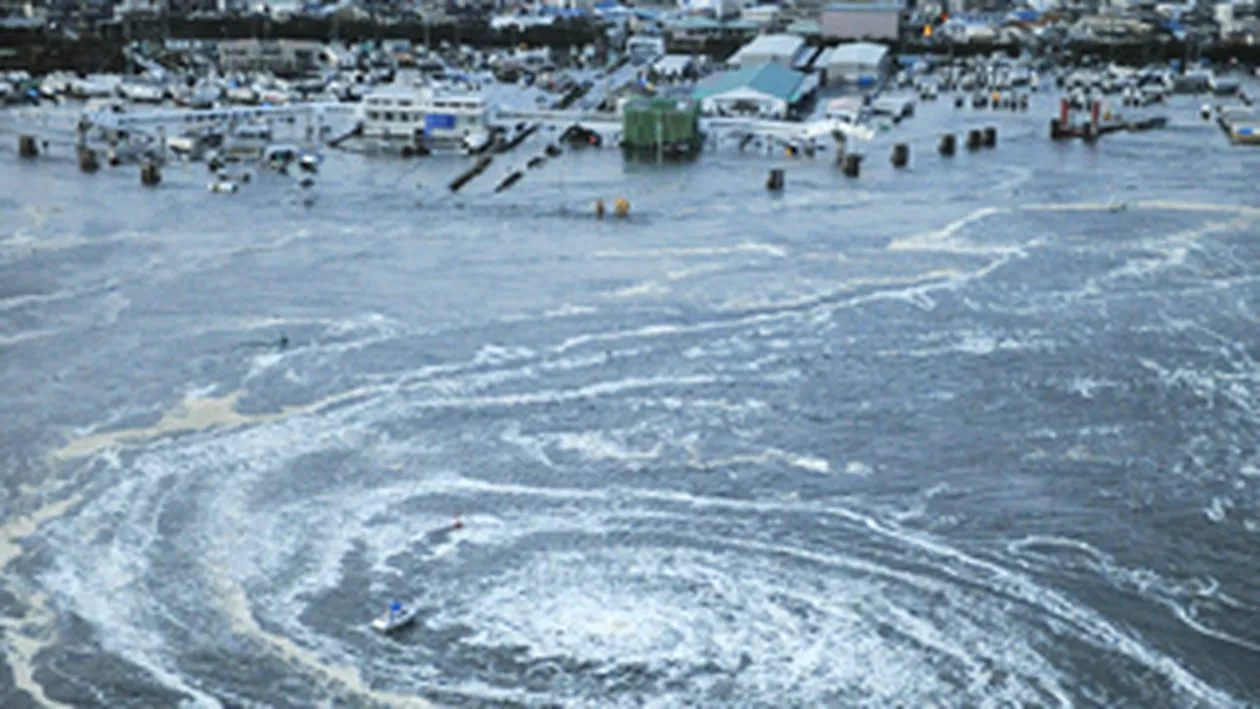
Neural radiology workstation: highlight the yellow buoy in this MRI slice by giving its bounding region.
[613,198,629,218]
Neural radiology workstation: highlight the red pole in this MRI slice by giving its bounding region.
[1091,101,1101,128]
[1060,98,1069,124]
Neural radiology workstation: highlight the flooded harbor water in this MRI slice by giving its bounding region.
[2,91,1260,708]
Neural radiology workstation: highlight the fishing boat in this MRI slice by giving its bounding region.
[118,79,166,104]
[371,602,417,634]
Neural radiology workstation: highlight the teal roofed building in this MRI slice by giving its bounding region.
[692,62,814,120]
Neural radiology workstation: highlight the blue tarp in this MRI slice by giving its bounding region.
[425,114,456,132]
[1007,10,1038,21]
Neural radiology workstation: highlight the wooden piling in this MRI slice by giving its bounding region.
[891,143,909,168]
[766,168,784,191]
[841,154,862,178]
[140,162,161,186]
[18,135,38,159]
[77,147,99,173]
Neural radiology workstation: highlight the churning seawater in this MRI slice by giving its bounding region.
[1,90,1259,708]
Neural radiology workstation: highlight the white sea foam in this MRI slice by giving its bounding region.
[607,280,670,299]
[593,243,788,259]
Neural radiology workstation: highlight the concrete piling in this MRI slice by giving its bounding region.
[841,153,862,178]
[891,143,909,168]
[966,129,983,150]
[18,135,39,159]
[983,126,997,148]
[77,147,99,173]
[939,133,956,156]
[140,162,161,186]
[766,168,785,191]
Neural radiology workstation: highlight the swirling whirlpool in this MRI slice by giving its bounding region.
[33,309,1242,708]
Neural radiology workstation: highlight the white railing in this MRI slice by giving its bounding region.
[82,102,357,132]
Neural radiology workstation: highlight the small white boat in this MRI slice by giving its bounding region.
[298,153,322,172]
[118,80,166,103]
[463,129,493,154]
[371,602,417,634]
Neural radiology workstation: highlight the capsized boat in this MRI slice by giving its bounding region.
[371,602,417,634]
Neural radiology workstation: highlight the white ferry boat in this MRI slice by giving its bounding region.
[360,84,492,153]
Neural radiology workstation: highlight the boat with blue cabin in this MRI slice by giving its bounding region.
[371,601,418,634]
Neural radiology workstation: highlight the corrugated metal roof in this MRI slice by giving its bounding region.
[736,33,806,60]
[826,42,890,66]
[692,62,806,102]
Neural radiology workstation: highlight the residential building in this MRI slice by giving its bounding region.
[218,39,326,74]
[741,3,782,25]
[540,0,598,10]
[678,0,742,19]
[666,15,726,42]
[820,2,903,40]
[114,0,162,15]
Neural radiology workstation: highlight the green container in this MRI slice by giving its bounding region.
[621,97,701,151]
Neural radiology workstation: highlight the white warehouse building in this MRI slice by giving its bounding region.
[820,41,891,88]
[728,33,806,69]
